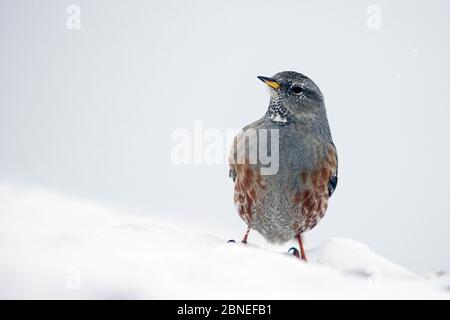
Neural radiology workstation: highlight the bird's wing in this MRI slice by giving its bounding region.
[328,142,338,197]
[228,118,265,182]
[228,119,266,224]
[228,132,240,182]
[292,142,338,231]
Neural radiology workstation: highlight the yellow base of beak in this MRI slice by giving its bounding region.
[257,76,280,89]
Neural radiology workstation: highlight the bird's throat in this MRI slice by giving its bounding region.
[266,94,289,123]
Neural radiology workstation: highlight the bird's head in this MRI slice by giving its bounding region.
[258,71,325,123]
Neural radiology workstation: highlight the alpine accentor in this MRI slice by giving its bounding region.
[228,71,338,261]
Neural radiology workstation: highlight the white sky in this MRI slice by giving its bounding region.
[1,0,449,273]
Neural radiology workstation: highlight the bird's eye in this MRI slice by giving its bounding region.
[291,85,303,95]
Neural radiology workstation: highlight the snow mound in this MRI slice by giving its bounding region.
[308,238,416,279]
[0,183,448,299]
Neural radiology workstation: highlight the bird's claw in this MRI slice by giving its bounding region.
[288,247,300,257]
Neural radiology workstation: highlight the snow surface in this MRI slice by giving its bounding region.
[0,183,449,299]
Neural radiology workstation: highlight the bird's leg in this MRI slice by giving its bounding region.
[227,227,250,244]
[241,226,250,244]
[296,234,308,262]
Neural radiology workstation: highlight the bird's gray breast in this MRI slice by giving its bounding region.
[251,121,331,243]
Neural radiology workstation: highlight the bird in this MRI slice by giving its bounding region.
[228,71,338,261]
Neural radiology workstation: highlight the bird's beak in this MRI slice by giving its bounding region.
[257,76,280,90]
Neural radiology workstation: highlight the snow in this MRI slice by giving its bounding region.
[0,183,449,299]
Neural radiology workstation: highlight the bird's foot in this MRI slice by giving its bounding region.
[228,227,251,244]
[288,247,308,262]
[227,239,248,244]
[288,247,300,258]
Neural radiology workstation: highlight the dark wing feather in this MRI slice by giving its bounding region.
[328,175,338,197]
[328,142,338,197]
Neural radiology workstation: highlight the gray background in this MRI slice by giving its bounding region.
[1,0,449,273]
